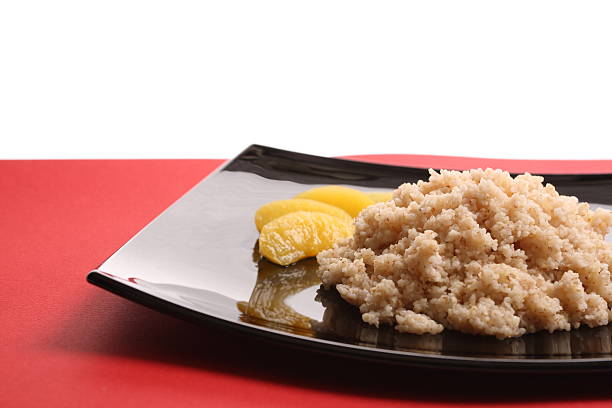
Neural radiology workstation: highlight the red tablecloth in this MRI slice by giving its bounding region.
[3,156,612,408]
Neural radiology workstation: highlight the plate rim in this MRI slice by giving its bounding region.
[87,271,612,372]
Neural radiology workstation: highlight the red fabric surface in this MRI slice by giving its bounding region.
[2,156,612,408]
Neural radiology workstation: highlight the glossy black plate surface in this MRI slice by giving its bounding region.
[88,145,612,372]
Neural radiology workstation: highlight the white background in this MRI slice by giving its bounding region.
[1,1,611,159]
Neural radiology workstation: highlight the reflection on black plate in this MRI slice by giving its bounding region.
[240,256,612,359]
[88,144,612,372]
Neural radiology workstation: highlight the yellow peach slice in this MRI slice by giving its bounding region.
[259,211,353,266]
[367,191,393,203]
[294,185,374,218]
[254,198,351,231]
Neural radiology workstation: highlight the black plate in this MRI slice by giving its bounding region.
[88,145,612,372]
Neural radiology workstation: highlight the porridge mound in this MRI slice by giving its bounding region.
[317,169,612,339]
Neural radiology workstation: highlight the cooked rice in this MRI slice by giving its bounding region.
[317,169,612,339]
